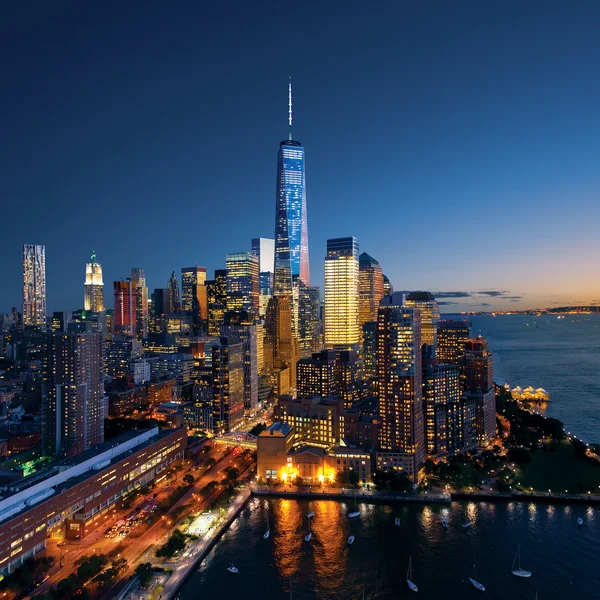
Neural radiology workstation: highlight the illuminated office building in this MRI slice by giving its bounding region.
[404,291,440,349]
[297,350,337,399]
[358,252,384,328]
[437,319,470,364]
[324,237,359,350]
[83,251,105,313]
[42,332,104,457]
[361,321,377,381]
[376,295,424,482]
[252,237,275,310]
[130,268,148,339]
[181,266,207,311]
[113,280,137,337]
[383,274,393,297]
[226,252,259,317]
[273,80,309,297]
[206,269,227,337]
[23,244,46,330]
[337,350,360,408]
[462,338,496,444]
[168,271,181,313]
[294,277,320,357]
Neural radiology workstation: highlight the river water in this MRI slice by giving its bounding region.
[467,314,600,444]
[177,496,599,599]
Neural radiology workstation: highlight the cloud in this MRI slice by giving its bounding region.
[475,290,506,297]
[438,301,459,306]
[433,291,471,299]
[510,299,520,303]
[503,296,523,300]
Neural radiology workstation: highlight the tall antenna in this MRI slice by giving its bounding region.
[288,77,293,140]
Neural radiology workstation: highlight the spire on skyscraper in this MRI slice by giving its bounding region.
[288,77,293,141]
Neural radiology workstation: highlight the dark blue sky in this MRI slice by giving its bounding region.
[2,1,600,313]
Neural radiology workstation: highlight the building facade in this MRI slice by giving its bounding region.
[404,291,440,349]
[113,280,137,337]
[23,244,46,330]
[324,237,359,350]
[436,319,470,364]
[358,252,384,328]
[226,252,259,317]
[207,269,227,337]
[376,295,424,482]
[130,268,149,340]
[211,337,245,433]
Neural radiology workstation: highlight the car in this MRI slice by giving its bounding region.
[119,530,128,537]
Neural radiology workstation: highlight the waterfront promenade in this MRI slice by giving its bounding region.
[120,486,251,600]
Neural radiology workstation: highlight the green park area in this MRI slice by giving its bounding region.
[515,441,600,494]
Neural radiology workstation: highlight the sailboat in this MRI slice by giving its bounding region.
[462,521,471,528]
[347,535,355,545]
[307,511,315,519]
[441,519,448,528]
[227,561,238,574]
[511,544,532,578]
[305,516,312,542]
[263,515,270,539]
[406,556,418,592]
[348,494,360,518]
[469,555,485,591]
[577,517,583,526]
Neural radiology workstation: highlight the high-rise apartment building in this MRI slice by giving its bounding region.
[422,362,475,457]
[212,337,245,434]
[376,295,424,482]
[404,291,440,349]
[437,319,470,364]
[206,269,227,337]
[168,271,181,313]
[273,81,309,296]
[462,338,496,444]
[113,280,137,337]
[221,313,259,417]
[83,251,105,313]
[42,332,104,457]
[296,350,337,399]
[295,277,320,357]
[23,244,47,330]
[361,321,377,381]
[358,252,384,328]
[226,252,259,317]
[324,237,360,350]
[151,288,170,334]
[130,268,149,339]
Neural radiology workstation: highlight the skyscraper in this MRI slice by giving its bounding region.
[383,274,393,297]
[358,252,384,328]
[252,238,275,317]
[437,319,470,364]
[221,312,258,416]
[212,337,245,433]
[376,294,424,482]
[361,321,378,381]
[324,237,360,350]
[168,271,181,312]
[42,332,104,457]
[207,269,227,337]
[462,338,496,444]
[84,251,105,313]
[226,252,259,317]
[273,80,309,296]
[296,279,320,357]
[113,280,137,337]
[296,349,337,399]
[130,268,149,339]
[23,244,46,330]
[181,266,207,311]
[404,291,440,349]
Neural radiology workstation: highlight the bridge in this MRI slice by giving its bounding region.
[213,431,257,449]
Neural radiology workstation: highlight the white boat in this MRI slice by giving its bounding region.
[227,562,239,574]
[406,556,418,592]
[469,577,485,591]
[263,515,270,539]
[441,519,448,528]
[577,517,583,526]
[307,511,315,519]
[461,521,471,528]
[395,517,401,526]
[305,517,312,542]
[347,535,355,545]
[348,494,360,518]
[511,544,532,578]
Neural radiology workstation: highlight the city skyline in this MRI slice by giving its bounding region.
[3,2,600,313]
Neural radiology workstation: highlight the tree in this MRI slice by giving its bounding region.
[56,574,78,596]
[224,467,239,483]
[135,563,154,588]
[183,473,195,486]
[156,529,187,558]
[507,447,531,465]
[204,457,217,469]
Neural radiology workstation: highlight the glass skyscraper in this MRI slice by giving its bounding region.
[274,81,309,296]
[23,244,46,330]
